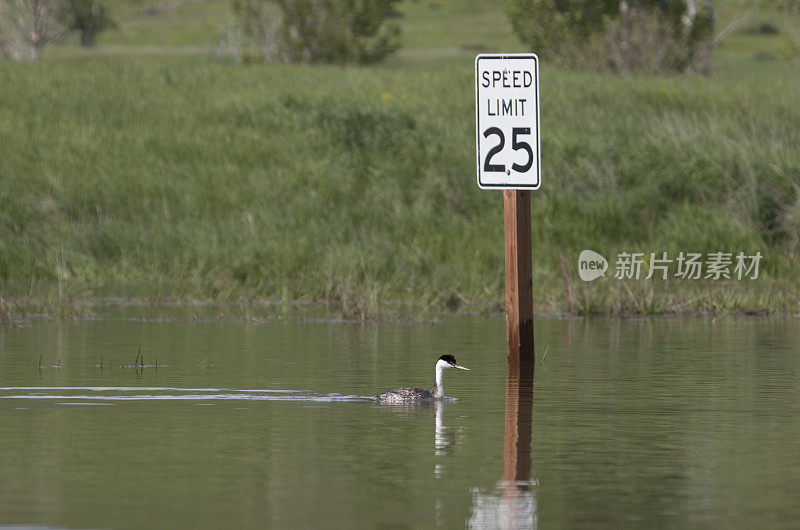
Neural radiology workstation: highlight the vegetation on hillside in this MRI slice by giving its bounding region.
[0,0,798,318]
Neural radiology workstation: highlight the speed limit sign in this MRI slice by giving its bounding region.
[475,54,540,190]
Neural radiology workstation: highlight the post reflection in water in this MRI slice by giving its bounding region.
[468,358,537,529]
[502,358,536,528]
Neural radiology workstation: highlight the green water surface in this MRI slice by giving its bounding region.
[1,313,799,528]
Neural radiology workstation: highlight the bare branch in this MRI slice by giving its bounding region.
[713,0,761,45]
[1,0,67,60]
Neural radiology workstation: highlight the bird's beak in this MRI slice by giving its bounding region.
[454,364,470,371]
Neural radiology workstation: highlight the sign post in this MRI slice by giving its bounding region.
[475,54,540,364]
[503,189,534,363]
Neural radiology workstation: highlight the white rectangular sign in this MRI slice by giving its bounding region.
[475,54,541,190]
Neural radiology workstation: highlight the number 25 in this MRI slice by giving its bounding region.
[482,127,533,173]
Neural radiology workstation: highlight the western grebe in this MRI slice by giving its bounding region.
[375,355,470,403]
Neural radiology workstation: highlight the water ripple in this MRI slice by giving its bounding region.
[0,387,373,403]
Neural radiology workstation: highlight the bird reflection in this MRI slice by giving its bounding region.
[373,399,458,461]
[433,399,457,525]
[434,400,455,457]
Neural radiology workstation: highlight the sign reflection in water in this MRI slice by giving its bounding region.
[469,358,537,528]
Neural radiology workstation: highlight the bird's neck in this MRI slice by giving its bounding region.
[433,363,445,398]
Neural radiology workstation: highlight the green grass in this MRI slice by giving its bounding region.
[1,0,799,318]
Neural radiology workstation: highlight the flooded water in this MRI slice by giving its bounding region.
[1,311,799,528]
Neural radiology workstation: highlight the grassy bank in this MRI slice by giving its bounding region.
[1,1,799,318]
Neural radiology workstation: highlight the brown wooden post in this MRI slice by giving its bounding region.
[503,190,534,363]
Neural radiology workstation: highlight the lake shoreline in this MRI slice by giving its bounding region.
[2,294,797,323]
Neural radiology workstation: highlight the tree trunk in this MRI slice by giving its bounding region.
[80,28,96,47]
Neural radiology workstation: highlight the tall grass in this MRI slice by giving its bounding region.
[0,55,798,316]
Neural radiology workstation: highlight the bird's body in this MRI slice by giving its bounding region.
[375,386,433,404]
[375,355,469,404]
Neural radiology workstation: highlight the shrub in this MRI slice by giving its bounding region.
[0,0,68,60]
[62,0,116,47]
[506,0,714,74]
[229,0,401,64]
[0,0,113,60]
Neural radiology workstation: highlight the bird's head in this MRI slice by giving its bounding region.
[438,354,470,371]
